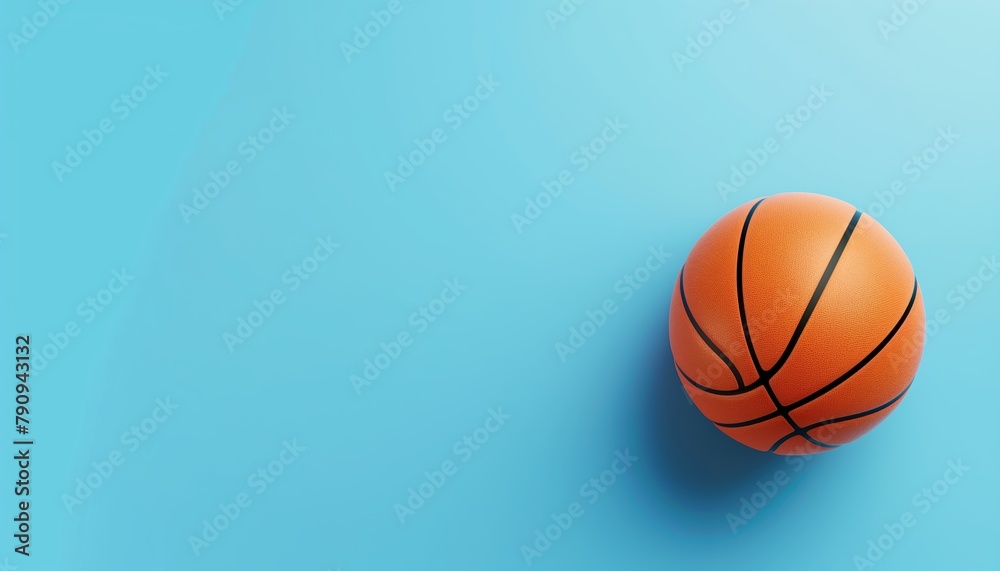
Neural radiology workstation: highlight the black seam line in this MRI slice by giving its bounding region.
[767,382,913,453]
[679,266,744,388]
[802,381,912,432]
[676,209,863,397]
[714,277,918,429]
[759,377,832,449]
[761,209,863,377]
[768,433,839,453]
[675,359,829,448]
[737,198,767,376]
[677,211,866,397]
[675,362,735,395]
[751,210,862,444]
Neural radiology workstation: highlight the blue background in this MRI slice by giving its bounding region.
[2,1,998,570]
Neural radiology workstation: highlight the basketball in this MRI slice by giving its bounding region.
[669,192,925,455]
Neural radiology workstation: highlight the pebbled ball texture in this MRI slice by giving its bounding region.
[668,192,925,455]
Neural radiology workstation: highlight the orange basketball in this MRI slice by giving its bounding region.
[669,192,925,455]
